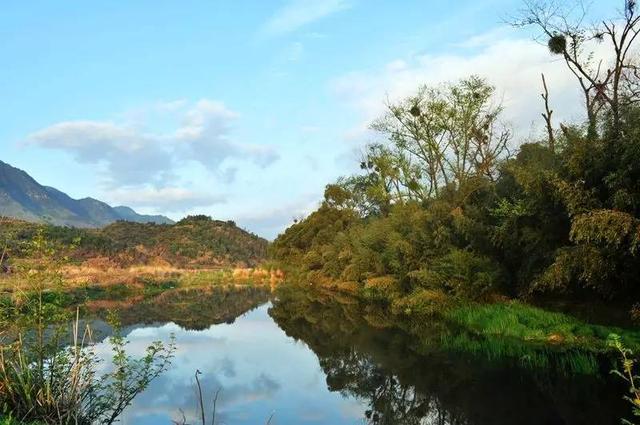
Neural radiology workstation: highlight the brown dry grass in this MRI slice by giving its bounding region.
[230,267,284,287]
[83,295,146,310]
[0,260,285,293]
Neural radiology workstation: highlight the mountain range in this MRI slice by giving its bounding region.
[0,160,173,227]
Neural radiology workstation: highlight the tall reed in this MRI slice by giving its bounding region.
[0,230,175,424]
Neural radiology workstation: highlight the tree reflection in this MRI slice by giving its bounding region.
[270,287,627,425]
[88,286,270,330]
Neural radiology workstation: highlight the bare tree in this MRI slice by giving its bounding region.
[513,0,640,139]
[541,73,556,152]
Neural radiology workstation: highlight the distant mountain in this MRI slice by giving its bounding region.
[112,206,173,225]
[0,160,173,227]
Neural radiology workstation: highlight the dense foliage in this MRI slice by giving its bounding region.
[271,2,640,316]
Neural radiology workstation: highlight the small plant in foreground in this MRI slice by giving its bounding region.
[0,231,176,424]
[609,334,640,424]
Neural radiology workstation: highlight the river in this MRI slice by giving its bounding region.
[83,286,629,425]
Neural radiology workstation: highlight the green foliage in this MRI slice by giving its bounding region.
[271,89,640,306]
[0,235,175,424]
[272,32,640,313]
[418,249,506,298]
[609,334,640,424]
[176,215,213,224]
[269,205,359,272]
[446,301,640,351]
[570,210,640,254]
[390,288,451,319]
[0,417,43,425]
[368,76,510,203]
[362,275,403,302]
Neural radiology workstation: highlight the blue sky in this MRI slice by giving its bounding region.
[0,0,618,238]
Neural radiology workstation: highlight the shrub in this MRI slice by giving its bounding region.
[424,249,506,299]
[362,276,402,302]
[391,289,450,319]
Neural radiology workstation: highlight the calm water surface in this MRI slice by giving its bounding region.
[86,287,629,425]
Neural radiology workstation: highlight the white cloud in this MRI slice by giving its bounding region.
[235,197,320,240]
[174,100,277,171]
[27,100,279,188]
[263,0,351,36]
[330,26,611,144]
[452,26,514,49]
[108,187,226,212]
[28,121,173,186]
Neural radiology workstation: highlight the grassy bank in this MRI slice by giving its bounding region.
[444,301,640,351]
[433,300,640,374]
[0,266,283,332]
[284,276,640,359]
[0,264,283,292]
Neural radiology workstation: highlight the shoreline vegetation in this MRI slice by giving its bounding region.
[270,1,640,344]
[266,1,640,421]
[2,0,640,423]
[0,219,281,425]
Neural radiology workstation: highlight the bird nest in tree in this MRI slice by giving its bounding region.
[548,34,567,54]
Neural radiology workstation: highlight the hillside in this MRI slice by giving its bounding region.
[0,215,268,268]
[0,160,173,227]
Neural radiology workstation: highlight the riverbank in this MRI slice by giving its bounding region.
[0,264,283,331]
[280,276,640,358]
[0,263,284,292]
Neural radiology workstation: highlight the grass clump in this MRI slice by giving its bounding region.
[445,301,640,351]
[609,334,640,424]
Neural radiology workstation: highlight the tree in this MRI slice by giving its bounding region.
[513,0,640,139]
[371,76,511,204]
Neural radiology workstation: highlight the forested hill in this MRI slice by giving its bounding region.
[1,215,268,268]
[0,160,173,227]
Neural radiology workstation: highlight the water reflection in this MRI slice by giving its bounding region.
[90,290,367,425]
[86,286,629,425]
[86,286,272,330]
[269,288,629,425]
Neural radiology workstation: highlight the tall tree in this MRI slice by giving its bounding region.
[370,76,511,204]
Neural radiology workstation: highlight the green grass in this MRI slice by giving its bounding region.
[444,300,640,351]
[431,301,640,374]
[440,330,601,374]
[0,417,43,425]
[178,270,229,287]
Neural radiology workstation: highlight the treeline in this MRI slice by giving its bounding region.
[0,215,268,268]
[271,1,640,316]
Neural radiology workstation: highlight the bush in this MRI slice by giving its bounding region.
[362,276,402,302]
[420,250,506,299]
[391,289,450,318]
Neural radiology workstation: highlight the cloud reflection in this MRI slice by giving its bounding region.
[92,304,366,425]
